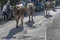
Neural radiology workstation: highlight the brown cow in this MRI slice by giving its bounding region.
[44,1,51,15]
[12,4,26,28]
[26,3,35,22]
[12,3,35,28]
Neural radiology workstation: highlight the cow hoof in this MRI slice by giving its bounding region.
[32,20,33,22]
[16,25,18,28]
[28,21,30,22]
[16,27,18,28]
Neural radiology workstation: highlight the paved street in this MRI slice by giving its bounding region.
[0,6,60,40]
[47,6,60,40]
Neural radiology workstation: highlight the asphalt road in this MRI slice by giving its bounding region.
[0,6,60,40]
[47,6,60,40]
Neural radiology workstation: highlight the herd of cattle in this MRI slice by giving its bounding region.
[1,1,56,28]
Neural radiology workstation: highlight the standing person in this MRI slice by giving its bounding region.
[2,3,8,21]
[38,0,44,11]
[2,2,11,21]
[6,3,11,20]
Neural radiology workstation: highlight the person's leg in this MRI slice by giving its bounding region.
[2,13,5,21]
[7,14,11,20]
[2,12,6,21]
[5,13,9,21]
[2,15,5,21]
[8,13,11,20]
[7,12,11,20]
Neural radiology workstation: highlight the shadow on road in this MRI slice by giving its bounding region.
[25,21,36,28]
[52,9,56,12]
[51,8,57,12]
[44,15,52,18]
[2,26,24,39]
[0,19,13,26]
[0,20,8,25]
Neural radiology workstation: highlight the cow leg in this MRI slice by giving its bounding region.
[29,15,30,22]
[16,20,18,28]
[27,10,30,22]
[31,13,33,21]
[21,18,23,27]
[21,14,24,27]
[16,15,20,28]
[28,12,30,22]
[46,10,48,15]
[45,10,47,16]
[46,11,47,15]
[48,10,50,15]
